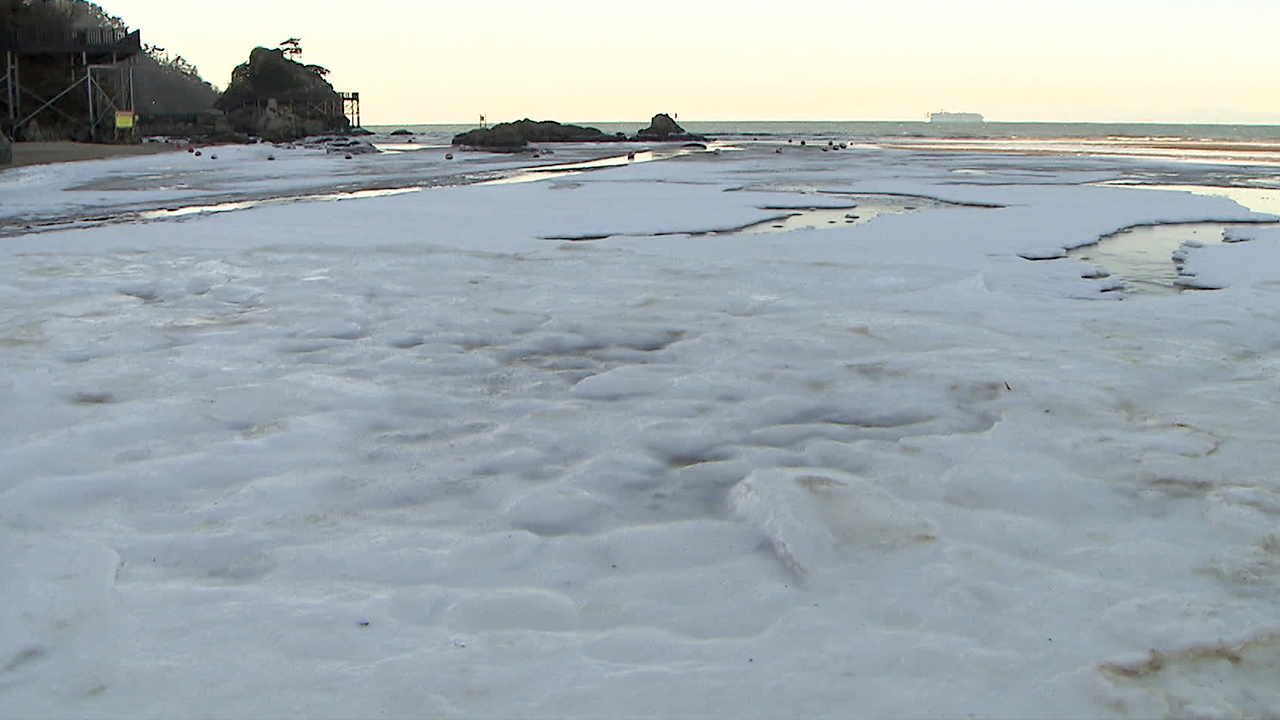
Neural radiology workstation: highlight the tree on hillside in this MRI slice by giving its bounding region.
[2,0,125,31]
[278,37,301,59]
[64,0,124,30]
[270,38,331,79]
[135,43,219,114]
[144,43,200,79]
[3,0,79,32]
[2,0,219,135]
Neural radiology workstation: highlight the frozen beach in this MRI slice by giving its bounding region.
[2,137,1280,719]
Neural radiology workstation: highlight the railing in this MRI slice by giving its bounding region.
[221,92,346,109]
[1,28,141,54]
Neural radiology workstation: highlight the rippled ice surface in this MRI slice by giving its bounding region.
[2,141,1280,719]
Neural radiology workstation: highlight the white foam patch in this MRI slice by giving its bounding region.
[0,537,123,705]
[439,589,581,633]
[5,140,1280,718]
[570,365,677,399]
[1176,225,1280,291]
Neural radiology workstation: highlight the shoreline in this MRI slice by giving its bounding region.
[3,141,180,170]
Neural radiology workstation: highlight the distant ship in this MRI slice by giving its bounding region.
[929,111,984,123]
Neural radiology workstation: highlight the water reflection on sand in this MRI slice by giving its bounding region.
[874,137,1280,166]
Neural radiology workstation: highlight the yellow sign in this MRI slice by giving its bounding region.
[115,111,136,129]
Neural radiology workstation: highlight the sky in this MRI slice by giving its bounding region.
[99,0,1280,125]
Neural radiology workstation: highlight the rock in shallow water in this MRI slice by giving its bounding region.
[635,113,706,142]
[452,119,624,149]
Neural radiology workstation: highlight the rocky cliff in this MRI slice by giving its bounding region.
[213,47,348,142]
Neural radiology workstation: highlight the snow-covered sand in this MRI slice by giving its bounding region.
[2,141,1280,719]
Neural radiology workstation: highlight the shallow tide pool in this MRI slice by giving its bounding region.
[1069,183,1280,295]
[1071,222,1268,295]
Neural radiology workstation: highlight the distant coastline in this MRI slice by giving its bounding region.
[929,112,984,123]
[366,120,1280,144]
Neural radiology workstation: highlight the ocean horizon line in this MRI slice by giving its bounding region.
[361,120,1280,144]
[366,118,1280,128]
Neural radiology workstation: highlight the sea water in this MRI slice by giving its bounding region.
[367,120,1280,171]
[368,119,1280,145]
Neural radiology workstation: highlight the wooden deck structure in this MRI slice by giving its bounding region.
[1,27,142,141]
[341,91,360,128]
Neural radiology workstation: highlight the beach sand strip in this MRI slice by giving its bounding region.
[4,141,180,170]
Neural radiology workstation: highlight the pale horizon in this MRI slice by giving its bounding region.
[101,0,1280,126]
[357,117,1280,127]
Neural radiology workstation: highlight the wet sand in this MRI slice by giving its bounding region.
[874,137,1280,165]
[4,141,180,169]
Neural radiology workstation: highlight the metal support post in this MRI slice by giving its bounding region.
[3,50,18,125]
[84,53,96,140]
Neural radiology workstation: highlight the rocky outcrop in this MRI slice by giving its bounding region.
[453,119,625,149]
[452,113,706,150]
[137,109,250,144]
[298,135,379,155]
[636,113,704,142]
[214,47,349,142]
